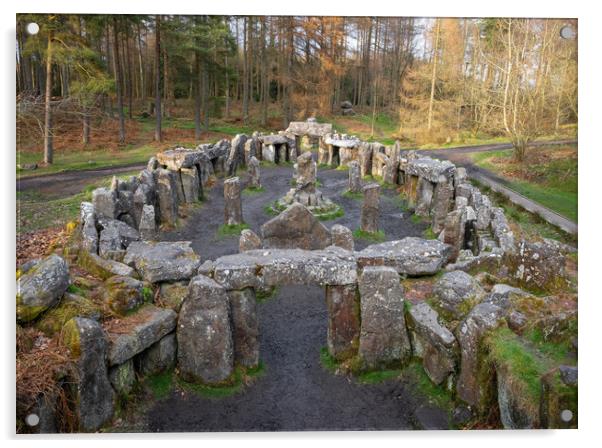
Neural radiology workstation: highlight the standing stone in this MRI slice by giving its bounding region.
[180,166,202,203]
[109,359,136,396]
[261,203,332,250]
[133,183,154,229]
[247,156,261,189]
[358,143,373,178]
[92,188,117,219]
[80,202,98,253]
[244,138,257,165]
[62,317,114,432]
[443,208,467,262]
[454,167,468,188]
[360,183,380,234]
[415,178,435,217]
[155,169,178,227]
[277,144,288,163]
[348,160,362,193]
[138,204,156,240]
[455,303,505,412]
[475,196,492,230]
[239,229,262,252]
[296,151,316,187]
[178,275,233,384]
[431,181,454,234]
[227,134,248,175]
[318,141,329,165]
[383,153,399,185]
[224,177,243,225]
[228,288,259,367]
[331,224,354,251]
[326,284,360,361]
[358,266,411,368]
[262,144,276,163]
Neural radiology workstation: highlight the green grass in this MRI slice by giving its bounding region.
[242,186,266,196]
[319,347,340,373]
[524,327,574,364]
[216,223,250,238]
[335,164,349,171]
[342,190,363,200]
[317,207,344,221]
[176,363,265,399]
[470,147,577,222]
[145,371,175,400]
[402,361,454,410]
[410,214,425,224]
[353,229,386,242]
[357,369,402,384]
[256,286,279,303]
[66,284,86,295]
[422,226,437,239]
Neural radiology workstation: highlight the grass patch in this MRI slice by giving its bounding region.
[317,207,344,221]
[342,190,363,200]
[357,369,402,384]
[176,363,265,399]
[402,361,454,409]
[256,286,279,303]
[422,226,437,239]
[524,327,574,364]
[242,186,266,196]
[336,164,350,171]
[319,347,340,373]
[353,229,386,242]
[66,284,85,295]
[216,223,250,238]
[145,371,175,400]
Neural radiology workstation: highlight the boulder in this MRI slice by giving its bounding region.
[360,183,380,233]
[356,237,452,276]
[178,275,233,384]
[358,266,411,368]
[224,176,243,225]
[136,333,177,376]
[455,303,505,411]
[507,239,568,291]
[156,148,203,171]
[239,229,262,252]
[106,304,177,365]
[17,254,70,322]
[109,359,136,396]
[326,284,360,360]
[407,302,458,385]
[406,158,455,183]
[261,203,332,250]
[62,317,114,431]
[433,270,486,320]
[92,187,117,219]
[98,218,140,260]
[123,241,200,283]
[104,275,146,315]
[330,224,354,252]
[158,281,188,312]
[78,250,136,280]
[228,288,259,367]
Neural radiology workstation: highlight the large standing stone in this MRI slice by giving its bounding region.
[296,151,316,187]
[226,134,249,175]
[360,183,380,233]
[348,160,362,193]
[80,202,98,253]
[261,203,332,250]
[415,178,435,217]
[180,166,202,203]
[178,275,233,384]
[78,250,136,280]
[383,153,399,185]
[433,270,486,320]
[326,284,360,361]
[455,303,505,411]
[247,156,261,188]
[138,204,156,240]
[155,169,178,227]
[358,143,373,178]
[62,317,114,432]
[136,333,177,376]
[92,188,117,219]
[228,288,259,367]
[431,181,454,234]
[17,254,70,322]
[443,208,467,261]
[358,266,411,368]
[224,176,243,225]
[123,241,200,283]
[407,302,459,385]
[330,224,354,251]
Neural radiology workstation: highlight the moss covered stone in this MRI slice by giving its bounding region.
[36,293,103,337]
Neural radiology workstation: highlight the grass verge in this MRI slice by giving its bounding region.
[216,223,250,238]
[353,229,386,242]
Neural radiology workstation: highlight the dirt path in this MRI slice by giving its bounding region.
[143,166,451,432]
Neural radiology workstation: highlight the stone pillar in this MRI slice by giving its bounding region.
[296,152,316,189]
[180,166,202,203]
[177,275,233,384]
[326,284,360,361]
[404,175,419,209]
[62,317,114,432]
[244,138,257,165]
[318,142,329,165]
[415,177,435,217]
[358,143,373,178]
[224,177,243,225]
[247,156,261,189]
[431,181,454,234]
[358,266,411,369]
[443,208,467,262]
[228,288,259,368]
[360,183,380,233]
[138,204,156,240]
[155,168,178,227]
[277,144,288,163]
[262,144,276,163]
[348,160,362,193]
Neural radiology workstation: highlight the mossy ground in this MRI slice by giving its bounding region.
[341,190,363,200]
[242,186,266,196]
[353,229,386,242]
[216,223,250,238]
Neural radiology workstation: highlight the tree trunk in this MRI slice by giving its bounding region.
[43,30,54,164]
[154,15,162,142]
[242,17,249,124]
[113,17,126,144]
[137,23,145,100]
[83,107,91,145]
[194,50,201,140]
[427,19,441,131]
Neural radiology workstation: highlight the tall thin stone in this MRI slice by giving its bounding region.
[224,176,243,225]
[247,156,261,189]
[348,160,361,193]
[360,183,380,233]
